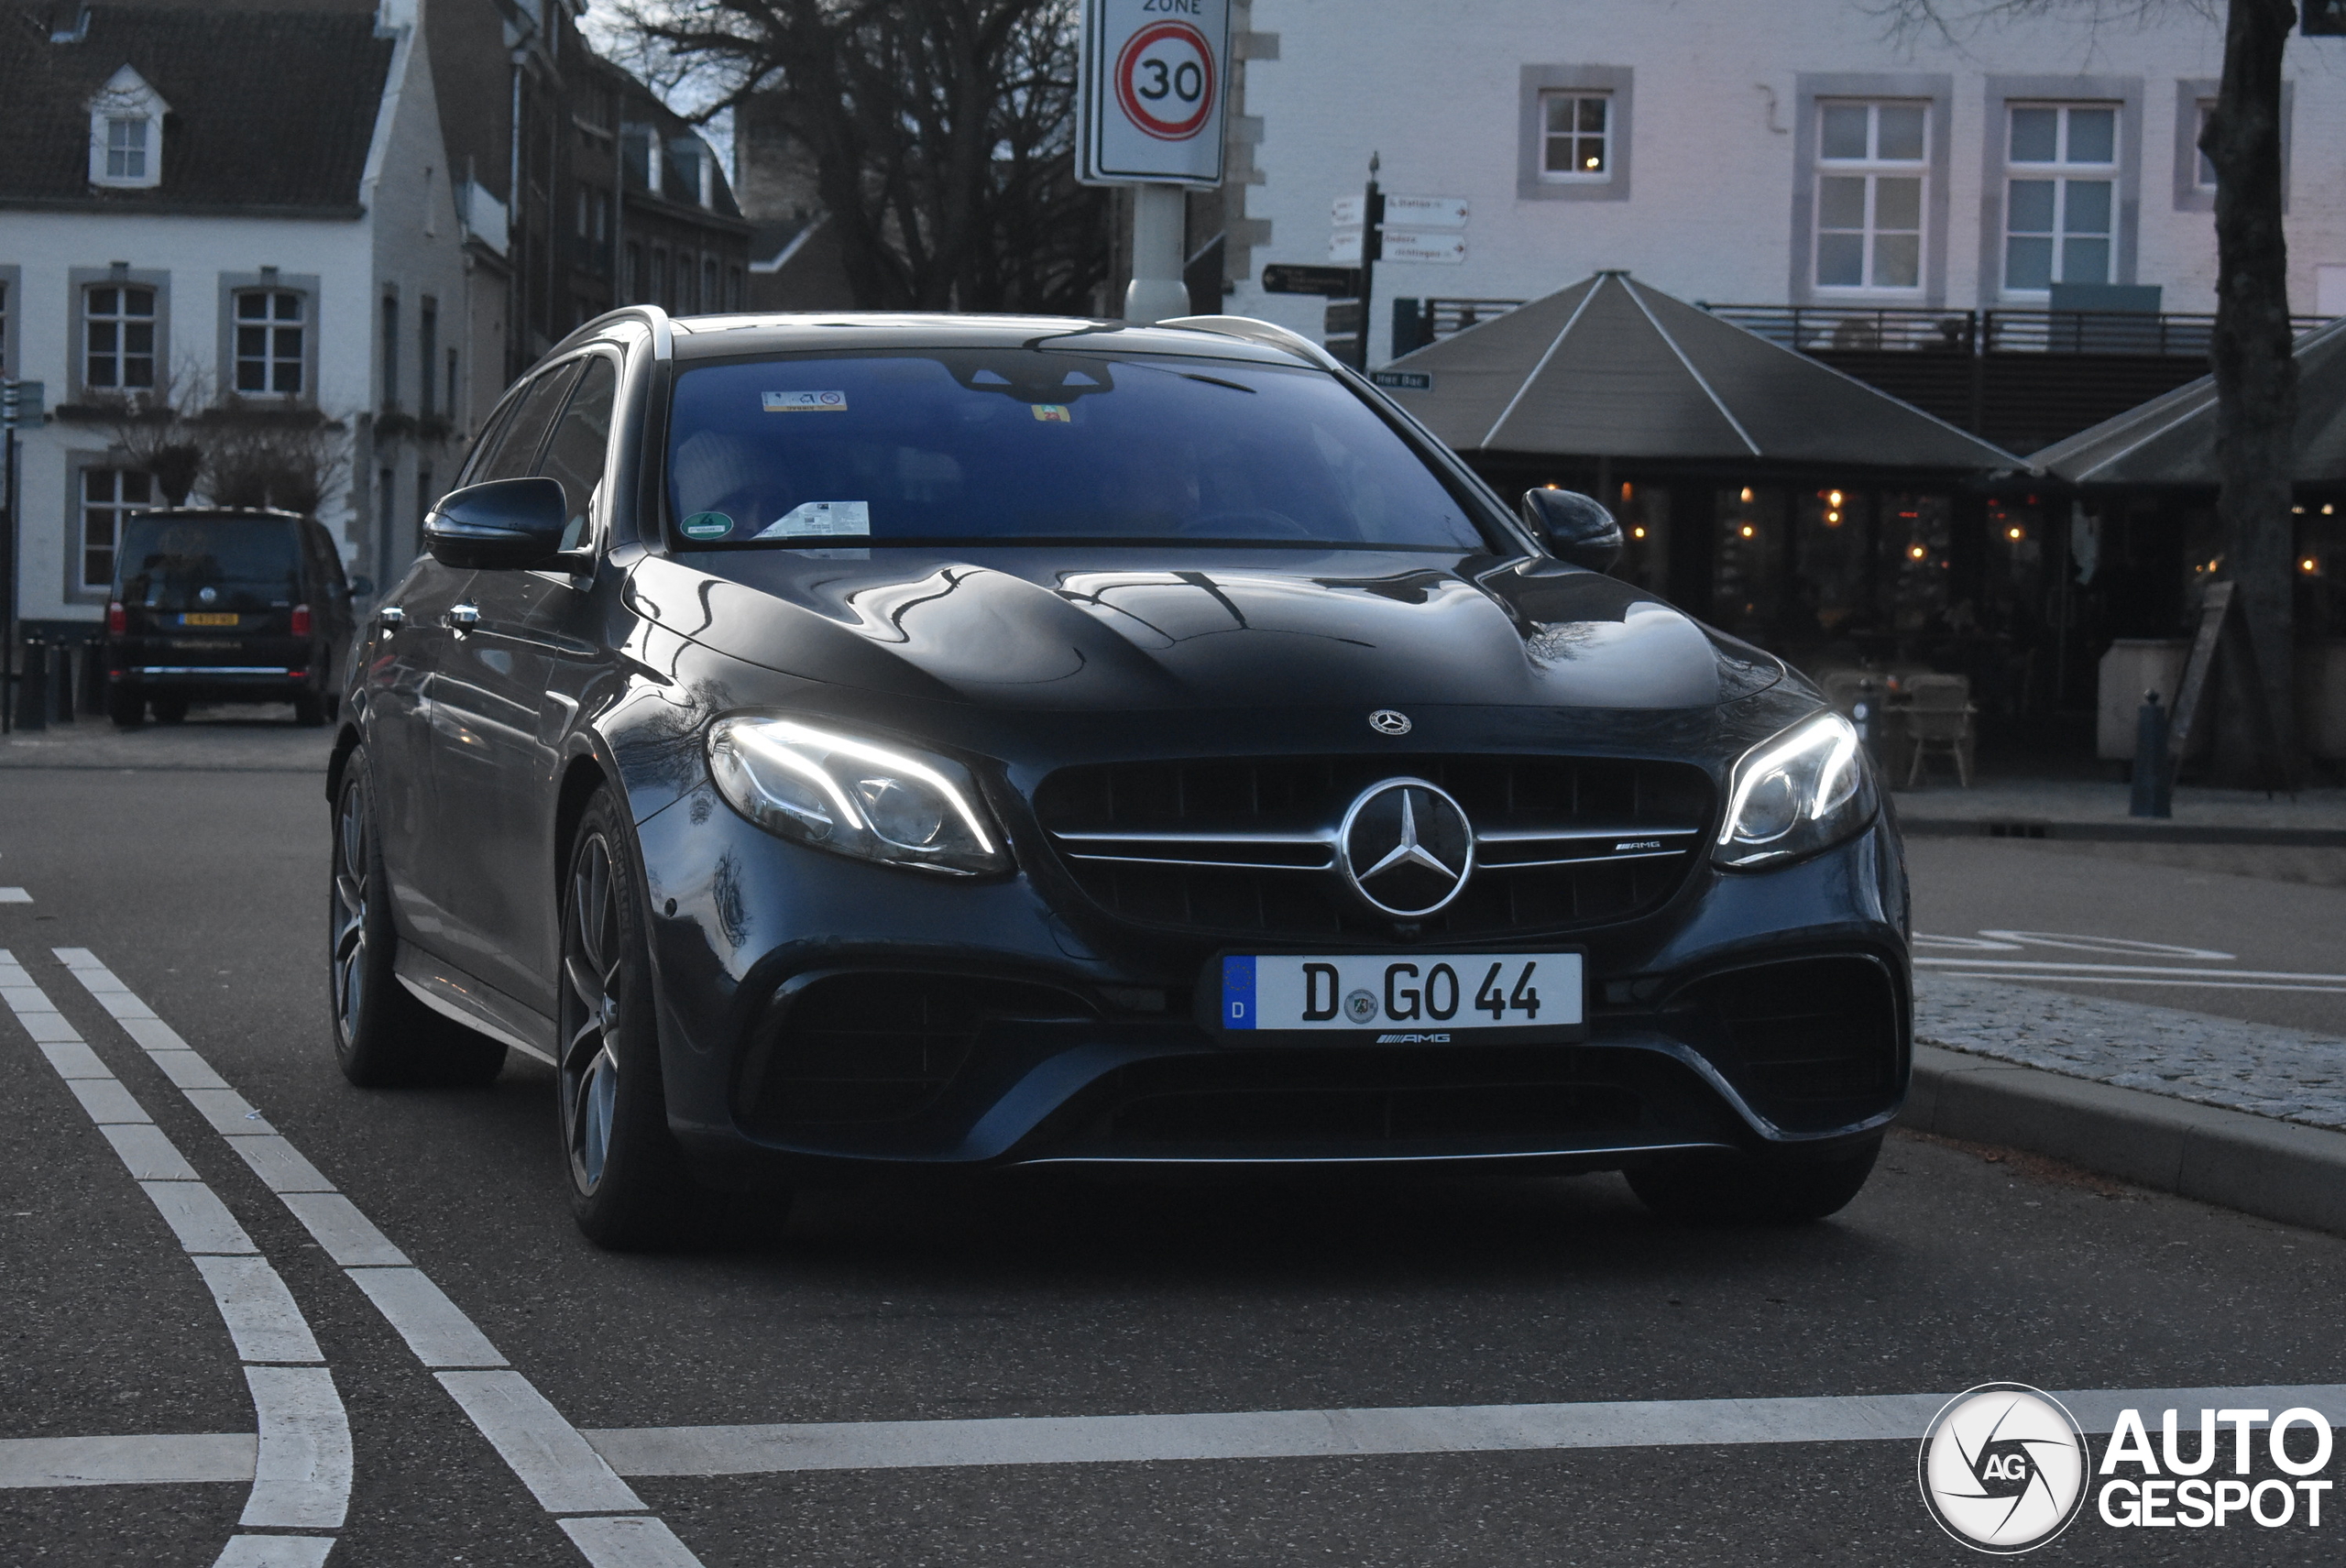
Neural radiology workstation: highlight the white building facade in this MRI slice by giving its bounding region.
[1,0,470,633]
[1227,1,2346,363]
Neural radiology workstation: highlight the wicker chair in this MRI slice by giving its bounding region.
[1900,674,1977,787]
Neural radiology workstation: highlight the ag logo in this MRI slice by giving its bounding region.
[1918,1383,2089,1553]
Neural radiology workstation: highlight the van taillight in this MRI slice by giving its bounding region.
[291,604,312,637]
[107,602,126,634]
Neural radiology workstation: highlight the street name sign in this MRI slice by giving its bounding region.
[1079,0,1232,185]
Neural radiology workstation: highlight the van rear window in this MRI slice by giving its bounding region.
[118,518,303,611]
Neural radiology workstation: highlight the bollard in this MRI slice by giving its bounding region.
[16,636,47,731]
[50,642,74,724]
[2129,689,2172,818]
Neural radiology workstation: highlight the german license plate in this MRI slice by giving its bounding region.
[1214,950,1586,1044]
[180,613,239,627]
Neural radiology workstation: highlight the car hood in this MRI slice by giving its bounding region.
[624,548,1779,713]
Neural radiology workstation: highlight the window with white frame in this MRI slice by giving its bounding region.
[1814,101,1928,291]
[82,467,151,591]
[2004,103,2118,292]
[1540,91,1612,181]
[84,285,157,390]
[233,289,306,395]
[87,64,168,190]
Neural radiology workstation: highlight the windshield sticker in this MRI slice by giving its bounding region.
[1031,403,1073,423]
[753,500,872,540]
[763,389,848,413]
[679,511,734,541]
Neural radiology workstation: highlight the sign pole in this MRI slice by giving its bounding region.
[1354,154,1383,369]
[2,378,17,734]
[1078,0,1232,323]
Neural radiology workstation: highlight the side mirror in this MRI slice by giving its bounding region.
[348,575,375,598]
[1521,489,1624,574]
[424,477,569,571]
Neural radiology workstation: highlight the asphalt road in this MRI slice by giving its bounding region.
[5,740,2346,1565]
[1905,838,2346,1035]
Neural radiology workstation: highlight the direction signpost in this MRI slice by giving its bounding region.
[1079,0,1233,323]
[1324,176,1469,367]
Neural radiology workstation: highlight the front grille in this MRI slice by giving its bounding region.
[1679,956,1902,1131]
[737,972,1092,1132]
[1042,1045,1736,1159]
[1034,755,1714,939]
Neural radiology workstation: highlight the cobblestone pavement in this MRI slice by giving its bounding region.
[1917,971,2346,1130]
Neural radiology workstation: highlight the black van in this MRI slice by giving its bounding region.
[104,509,359,727]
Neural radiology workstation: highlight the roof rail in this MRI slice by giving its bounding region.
[1159,314,1343,371]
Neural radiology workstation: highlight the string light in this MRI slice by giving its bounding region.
[2306,557,2322,574]
[1738,487,1754,503]
[1909,544,1927,560]
[1632,526,1647,539]
[1826,489,1844,508]
[2007,526,2024,541]
[1739,524,1756,539]
[1825,510,1841,525]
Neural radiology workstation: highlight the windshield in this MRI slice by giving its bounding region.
[118,517,302,611]
[663,350,1488,551]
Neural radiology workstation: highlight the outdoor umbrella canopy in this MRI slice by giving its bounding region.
[2030,314,2346,486]
[1379,270,2023,472]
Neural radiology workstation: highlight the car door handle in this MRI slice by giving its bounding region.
[378,605,405,627]
[442,603,480,633]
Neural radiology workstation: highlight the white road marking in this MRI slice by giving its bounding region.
[436,1372,649,1515]
[557,1516,710,1568]
[1934,970,2346,994]
[278,1192,410,1267]
[67,1076,153,1124]
[345,1268,507,1367]
[150,1048,232,1091]
[0,1433,256,1488]
[0,887,30,904]
[194,1256,326,1365]
[183,1087,276,1136]
[0,951,351,1556]
[98,1123,202,1181]
[586,1383,2346,1477]
[213,1537,336,1568]
[225,1135,336,1194]
[1913,957,2346,983]
[141,1181,259,1255]
[241,1366,352,1530]
[38,1038,113,1078]
[50,948,706,1566]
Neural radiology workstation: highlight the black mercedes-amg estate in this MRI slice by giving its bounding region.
[328,308,1910,1248]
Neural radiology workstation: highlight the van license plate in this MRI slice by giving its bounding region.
[180,613,239,627]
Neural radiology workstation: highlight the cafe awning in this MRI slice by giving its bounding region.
[2031,314,2346,487]
[1377,270,2023,472]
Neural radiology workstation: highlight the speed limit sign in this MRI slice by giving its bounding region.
[1080,0,1231,184]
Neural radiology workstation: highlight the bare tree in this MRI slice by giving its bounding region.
[619,0,1111,313]
[201,402,351,517]
[1873,0,2300,778]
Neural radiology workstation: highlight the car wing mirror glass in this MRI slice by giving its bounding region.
[423,477,569,571]
[348,574,375,598]
[1520,489,1624,574]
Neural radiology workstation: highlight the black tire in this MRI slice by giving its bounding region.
[1628,1135,1882,1225]
[329,751,507,1088]
[293,690,326,728]
[151,694,189,724]
[108,689,145,728]
[558,789,709,1249]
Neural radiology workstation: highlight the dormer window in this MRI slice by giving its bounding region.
[89,64,168,191]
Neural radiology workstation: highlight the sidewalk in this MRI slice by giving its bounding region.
[1891,776,2346,845]
[1906,973,2346,1236]
[0,706,334,773]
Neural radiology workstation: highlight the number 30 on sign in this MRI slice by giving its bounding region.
[1079,0,1232,185]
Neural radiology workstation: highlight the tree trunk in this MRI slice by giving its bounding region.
[2201,0,2299,784]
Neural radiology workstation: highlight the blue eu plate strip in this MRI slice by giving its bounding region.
[1221,955,1255,1029]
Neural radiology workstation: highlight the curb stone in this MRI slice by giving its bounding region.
[1902,1043,2346,1237]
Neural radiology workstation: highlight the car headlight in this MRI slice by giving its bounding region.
[706,716,1010,877]
[1714,710,1876,870]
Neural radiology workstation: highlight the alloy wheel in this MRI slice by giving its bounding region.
[331,774,371,1047]
[562,831,624,1195]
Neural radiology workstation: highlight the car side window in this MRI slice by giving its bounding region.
[534,356,619,552]
[469,362,585,486]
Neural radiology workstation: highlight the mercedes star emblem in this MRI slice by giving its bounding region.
[1338,777,1474,918]
[1367,708,1412,737]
